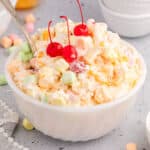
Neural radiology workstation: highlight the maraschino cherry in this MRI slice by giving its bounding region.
[46,20,63,57]
[60,16,78,63]
[74,0,88,36]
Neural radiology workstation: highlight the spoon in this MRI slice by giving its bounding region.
[0,0,37,52]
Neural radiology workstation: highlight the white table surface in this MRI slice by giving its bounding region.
[0,0,150,149]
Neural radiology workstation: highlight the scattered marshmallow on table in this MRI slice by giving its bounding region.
[25,13,36,23]
[9,34,18,42]
[126,143,137,150]
[9,34,23,46]
[13,38,23,46]
[0,74,7,86]
[0,36,13,48]
[25,23,34,33]
[22,118,34,131]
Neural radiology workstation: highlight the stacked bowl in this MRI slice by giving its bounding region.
[98,0,150,37]
[0,0,17,36]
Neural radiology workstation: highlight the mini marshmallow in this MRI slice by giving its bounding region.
[9,34,18,42]
[22,118,34,131]
[25,13,36,23]
[62,71,77,85]
[41,94,49,103]
[42,30,49,41]
[0,75,7,86]
[0,36,13,48]
[23,75,37,84]
[25,23,34,33]
[13,38,23,46]
[51,97,66,106]
[55,58,69,73]
[126,143,137,150]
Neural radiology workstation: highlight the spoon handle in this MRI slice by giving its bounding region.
[0,0,37,52]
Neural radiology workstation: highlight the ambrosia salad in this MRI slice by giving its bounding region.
[7,17,142,107]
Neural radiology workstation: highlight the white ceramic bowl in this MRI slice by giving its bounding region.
[146,112,150,144]
[5,41,146,141]
[99,0,150,37]
[102,0,150,14]
[0,0,17,36]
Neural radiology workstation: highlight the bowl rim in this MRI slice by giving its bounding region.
[99,0,150,19]
[5,41,147,112]
[146,112,150,132]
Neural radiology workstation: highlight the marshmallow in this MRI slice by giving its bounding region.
[22,118,34,131]
[62,71,76,85]
[126,143,137,150]
[41,94,49,103]
[25,13,36,23]
[0,75,7,86]
[23,75,37,84]
[9,34,18,42]
[13,38,23,46]
[25,23,34,33]
[51,97,66,106]
[0,36,13,48]
[42,30,49,41]
[55,58,69,73]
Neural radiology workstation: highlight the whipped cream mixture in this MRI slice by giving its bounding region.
[8,19,142,106]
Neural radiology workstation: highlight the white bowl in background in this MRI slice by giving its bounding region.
[146,112,150,144]
[0,0,17,36]
[103,0,150,15]
[99,0,150,37]
[5,40,147,141]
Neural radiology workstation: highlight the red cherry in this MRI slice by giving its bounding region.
[74,0,88,36]
[62,45,78,63]
[46,20,63,57]
[74,24,88,36]
[60,16,78,63]
[46,42,63,57]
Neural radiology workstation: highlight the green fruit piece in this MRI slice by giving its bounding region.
[20,42,31,53]
[19,51,33,62]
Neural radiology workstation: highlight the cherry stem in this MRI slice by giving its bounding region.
[76,0,84,25]
[60,16,70,46]
[48,20,53,43]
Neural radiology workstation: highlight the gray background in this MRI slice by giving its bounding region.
[0,0,150,149]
